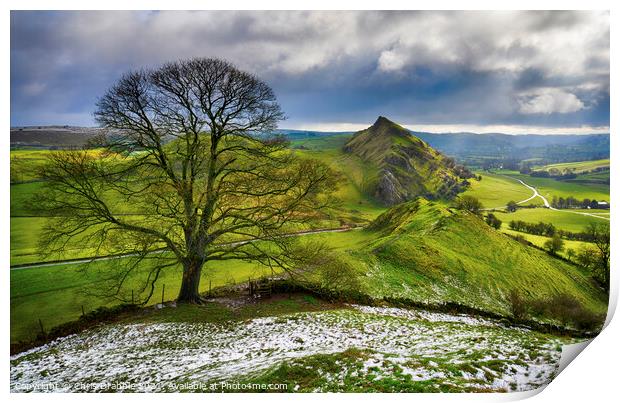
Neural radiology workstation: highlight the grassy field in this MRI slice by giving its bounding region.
[570,170,610,184]
[501,229,590,258]
[534,159,609,174]
[493,208,607,233]
[289,133,351,150]
[10,148,385,262]
[464,172,540,208]
[572,209,610,217]
[10,229,376,343]
[10,181,44,216]
[11,256,267,343]
[10,149,109,183]
[295,148,385,222]
[499,170,609,201]
[10,149,52,183]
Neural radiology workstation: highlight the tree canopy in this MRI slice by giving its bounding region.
[34,58,339,303]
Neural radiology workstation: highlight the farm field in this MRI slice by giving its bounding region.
[10,229,376,343]
[9,148,385,263]
[572,209,610,217]
[464,172,540,209]
[533,159,609,174]
[10,149,54,183]
[11,255,268,343]
[501,229,589,259]
[289,132,351,150]
[493,208,608,233]
[10,149,108,183]
[568,170,610,184]
[498,171,609,202]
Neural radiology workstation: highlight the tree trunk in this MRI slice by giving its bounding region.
[177,261,203,303]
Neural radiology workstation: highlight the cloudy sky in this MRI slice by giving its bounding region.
[10,10,609,134]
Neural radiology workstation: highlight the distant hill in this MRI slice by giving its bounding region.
[10,126,102,149]
[342,116,473,205]
[274,129,353,141]
[11,124,610,168]
[280,127,610,168]
[410,132,609,167]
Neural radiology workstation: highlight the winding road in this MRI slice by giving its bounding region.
[496,175,610,221]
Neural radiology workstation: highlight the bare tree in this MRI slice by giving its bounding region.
[34,58,339,304]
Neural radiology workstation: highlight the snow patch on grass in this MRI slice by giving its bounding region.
[11,307,564,392]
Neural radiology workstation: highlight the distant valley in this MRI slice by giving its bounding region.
[12,124,609,169]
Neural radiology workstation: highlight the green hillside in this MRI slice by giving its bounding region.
[343,199,607,325]
[343,117,473,205]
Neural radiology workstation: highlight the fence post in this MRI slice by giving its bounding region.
[81,305,85,316]
[161,284,165,305]
[38,318,44,335]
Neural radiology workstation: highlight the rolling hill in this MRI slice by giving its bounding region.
[10,126,102,148]
[343,116,473,205]
[349,199,608,326]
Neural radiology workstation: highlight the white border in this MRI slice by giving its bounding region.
[3,2,617,402]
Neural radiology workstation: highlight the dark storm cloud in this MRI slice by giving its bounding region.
[10,10,609,133]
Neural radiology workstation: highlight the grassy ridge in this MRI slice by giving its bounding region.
[349,200,607,319]
[294,148,384,222]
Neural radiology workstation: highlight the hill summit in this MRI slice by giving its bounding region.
[343,116,473,205]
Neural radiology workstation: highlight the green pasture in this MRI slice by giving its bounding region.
[534,159,609,174]
[501,229,590,259]
[494,207,608,233]
[498,171,610,202]
[464,172,539,208]
[11,256,270,343]
[289,133,351,150]
[9,229,374,343]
